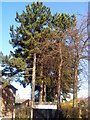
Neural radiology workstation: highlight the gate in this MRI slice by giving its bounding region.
[33,109,64,119]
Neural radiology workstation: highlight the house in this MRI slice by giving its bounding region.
[20,99,31,108]
[0,78,17,119]
[16,99,31,109]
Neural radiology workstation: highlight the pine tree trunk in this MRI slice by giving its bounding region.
[53,79,57,101]
[53,87,56,101]
[57,42,62,110]
[43,84,46,102]
[39,81,43,103]
[73,64,78,108]
[39,64,43,104]
[31,53,36,103]
[31,53,36,119]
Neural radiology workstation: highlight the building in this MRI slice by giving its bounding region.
[0,78,17,119]
[16,99,31,109]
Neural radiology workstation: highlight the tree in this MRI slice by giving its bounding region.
[51,13,76,109]
[0,52,11,87]
[36,13,76,106]
[65,17,89,107]
[2,2,86,111]
[6,2,52,104]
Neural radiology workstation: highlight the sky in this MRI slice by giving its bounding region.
[0,1,88,99]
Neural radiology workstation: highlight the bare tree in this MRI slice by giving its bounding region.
[66,17,89,107]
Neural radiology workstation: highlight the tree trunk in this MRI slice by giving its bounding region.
[73,63,78,108]
[39,64,43,103]
[57,42,63,110]
[43,84,46,102]
[31,53,36,119]
[53,87,56,101]
[31,53,36,103]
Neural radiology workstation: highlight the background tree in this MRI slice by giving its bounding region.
[36,13,76,106]
[65,17,88,107]
[50,13,76,109]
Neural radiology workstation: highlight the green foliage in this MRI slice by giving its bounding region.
[0,53,11,88]
[52,12,76,31]
[9,57,25,71]
[7,2,53,87]
[0,51,3,63]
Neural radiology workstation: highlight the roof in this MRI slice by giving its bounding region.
[21,99,31,105]
[69,97,89,103]
[16,99,29,103]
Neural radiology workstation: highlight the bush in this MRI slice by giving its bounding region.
[61,107,80,118]
[61,107,88,119]
[15,107,31,120]
[61,102,73,108]
[15,107,88,119]
[81,107,88,119]
[78,100,86,108]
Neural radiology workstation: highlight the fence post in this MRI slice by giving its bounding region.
[12,108,15,120]
[31,108,33,120]
[31,101,33,120]
[79,108,82,119]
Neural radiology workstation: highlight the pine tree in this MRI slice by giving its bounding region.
[36,13,76,105]
[8,2,52,104]
[51,13,76,109]
[2,2,85,111]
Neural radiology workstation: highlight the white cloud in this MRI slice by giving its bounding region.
[78,88,88,98]
[11,81,31,100]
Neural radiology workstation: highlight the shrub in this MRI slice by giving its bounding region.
[15,107,31,120]
[61,101,73,108]
[15,106,88,119]
[78,100,86,108]
[61,107,79,118]
[81,107,88,119]
[61,107,88,119]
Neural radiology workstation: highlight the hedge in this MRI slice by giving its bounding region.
[15,107,88,119]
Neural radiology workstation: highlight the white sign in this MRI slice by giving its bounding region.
[33,104,57,109]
